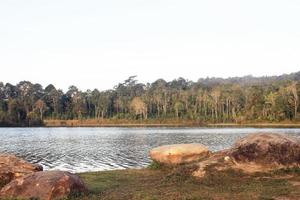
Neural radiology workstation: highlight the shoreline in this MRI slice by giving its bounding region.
[43,119,300,128]
[1,134,300,199]
[1,119,300,128]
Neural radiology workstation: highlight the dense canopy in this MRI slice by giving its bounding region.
[1,72,300,126]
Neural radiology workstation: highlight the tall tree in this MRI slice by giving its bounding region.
[34,99,47,120]
[130,97,147,119]
[287,82,299,119]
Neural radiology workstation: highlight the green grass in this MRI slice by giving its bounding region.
[147,161,163,170]
[2,166,298,200]
[75,166,300,200]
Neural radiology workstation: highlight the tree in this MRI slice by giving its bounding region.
[92,90,111,119]
[174,101,184,118]
[66,86,87,119]
[1,72,300,126]
[287,82,299,119]
[34,99,47,120]
[130,97,147,119]
[211,88,221,120]
[245,86,264,120]
[263,92,278,121]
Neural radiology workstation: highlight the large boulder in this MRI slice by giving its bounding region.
[193,133,300,177]
[0,154,43,186]
[0,171,87,200]
[230,133,300,166]
[150,143,211,165]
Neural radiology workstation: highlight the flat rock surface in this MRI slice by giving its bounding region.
[150,143,211,165]
[0,170,87,200]
[0,154,42,186]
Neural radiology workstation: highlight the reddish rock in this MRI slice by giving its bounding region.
[193,150,230,177]
[230,133,300,166]
[150,143,211,165]
[0,171,87,200]
[0,154,43,186]
[193,133,300,177]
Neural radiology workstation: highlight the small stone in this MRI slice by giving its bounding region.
[224,156,231,162]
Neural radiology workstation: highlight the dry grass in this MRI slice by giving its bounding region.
[44,119,204,127]
[44,119,300,128]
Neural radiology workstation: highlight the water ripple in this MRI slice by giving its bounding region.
[0,127,299,173]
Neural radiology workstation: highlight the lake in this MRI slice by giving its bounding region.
[0,127,300,173]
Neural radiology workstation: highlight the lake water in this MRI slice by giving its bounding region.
[0,127,300,173]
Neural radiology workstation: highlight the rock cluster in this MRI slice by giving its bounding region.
[0,154,87,200]
[150,133,300,177]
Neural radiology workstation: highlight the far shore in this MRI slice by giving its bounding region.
[43,119,300,128]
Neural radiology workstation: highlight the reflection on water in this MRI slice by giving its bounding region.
[0,127,299,173]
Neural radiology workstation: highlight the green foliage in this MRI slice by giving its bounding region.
[272,167,300,175]
[1,72,300,126]
[148,161,163,170]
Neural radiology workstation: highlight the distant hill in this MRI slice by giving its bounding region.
[197,71,300,87]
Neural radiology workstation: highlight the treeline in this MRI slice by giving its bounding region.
[1,72,300,126]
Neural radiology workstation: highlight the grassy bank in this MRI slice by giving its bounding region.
[44,119,300,128]
[75,166,300,200]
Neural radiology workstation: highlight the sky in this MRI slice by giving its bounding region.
[0,0,300,92]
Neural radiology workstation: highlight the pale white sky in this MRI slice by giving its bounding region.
[0,0,300,91]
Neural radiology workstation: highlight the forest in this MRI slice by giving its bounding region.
[0,72,300,126]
